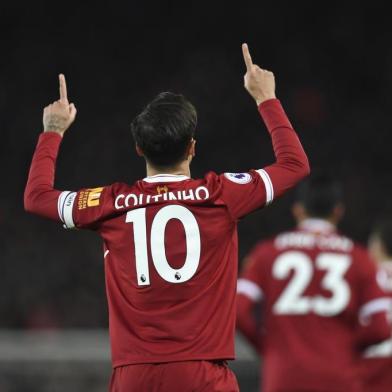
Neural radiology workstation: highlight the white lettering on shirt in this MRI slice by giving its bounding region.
[114,186,210,210]
[275,232,353,252]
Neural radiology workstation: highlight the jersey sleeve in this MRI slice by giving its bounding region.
[57,185,115,230]
[24,132,115,231]
[219,99,310,220]
[218,170,272,220]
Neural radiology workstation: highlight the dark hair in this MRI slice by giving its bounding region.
[131,92,197,167]
[371,220,392,256]
[295,171,343,218]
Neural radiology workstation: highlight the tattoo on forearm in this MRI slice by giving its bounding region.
[44,115,68,133]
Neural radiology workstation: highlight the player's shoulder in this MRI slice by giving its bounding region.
[248,235,279,260]
[211,169,264,183]
[327,231,355,253]
[349,240,371,260]
[203,169,265,186]
[337,238,375,276]
[350,241,368,254]
[241,237,277,275]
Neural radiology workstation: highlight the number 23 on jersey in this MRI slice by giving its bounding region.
[273,251,352,316]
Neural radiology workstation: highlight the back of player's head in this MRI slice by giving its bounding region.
[131,92,197,167]
[370,220,392,257]
[295,171,343,218]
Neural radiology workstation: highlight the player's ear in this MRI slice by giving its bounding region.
[135,145,144,157]
[186,139,196,161]
[292,202,307,223]
[190,139,196,158]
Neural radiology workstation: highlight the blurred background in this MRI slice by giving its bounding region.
[1,1,392,390]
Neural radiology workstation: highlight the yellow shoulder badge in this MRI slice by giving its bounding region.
[78,187,104,210]
[87,187,104,207]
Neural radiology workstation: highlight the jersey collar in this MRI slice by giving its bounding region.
[298,218,336,234]
[143,174,190,183]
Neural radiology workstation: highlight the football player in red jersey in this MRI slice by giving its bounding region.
[237,174,392,392]
[24,44,310,391]
[360,221,392,392]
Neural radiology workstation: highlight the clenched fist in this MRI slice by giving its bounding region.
[242,43,276,105]
[43,74,77,136]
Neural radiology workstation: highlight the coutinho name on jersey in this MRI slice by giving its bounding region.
[114,186,210,209]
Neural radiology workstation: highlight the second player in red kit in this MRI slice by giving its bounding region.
[24,44,310,391]
[237,174,391,392]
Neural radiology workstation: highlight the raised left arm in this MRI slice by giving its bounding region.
[24,74,77,220]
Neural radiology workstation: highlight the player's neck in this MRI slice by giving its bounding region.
[146,161,191,178]
[298,217,336,233]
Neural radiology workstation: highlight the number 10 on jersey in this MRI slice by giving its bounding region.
[126,205,201,286]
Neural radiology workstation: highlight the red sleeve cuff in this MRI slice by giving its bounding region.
[39,131,63,141]
[258,99,293,133]
[37,131,63,151]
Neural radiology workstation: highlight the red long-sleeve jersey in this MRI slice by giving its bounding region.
[237,220,391,392]
[24,99,309,367]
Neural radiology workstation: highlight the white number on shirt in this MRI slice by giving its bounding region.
[126,205,201,286]
[273,251,351,316]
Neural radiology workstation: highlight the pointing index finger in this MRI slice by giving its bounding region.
[59,74,68,103]
[242,43,253,71]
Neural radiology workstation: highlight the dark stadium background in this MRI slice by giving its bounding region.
[2,0,392,329]
[1,1,391,389]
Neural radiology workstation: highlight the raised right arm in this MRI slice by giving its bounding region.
[218,45,309,219]
[242,43,310,195]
